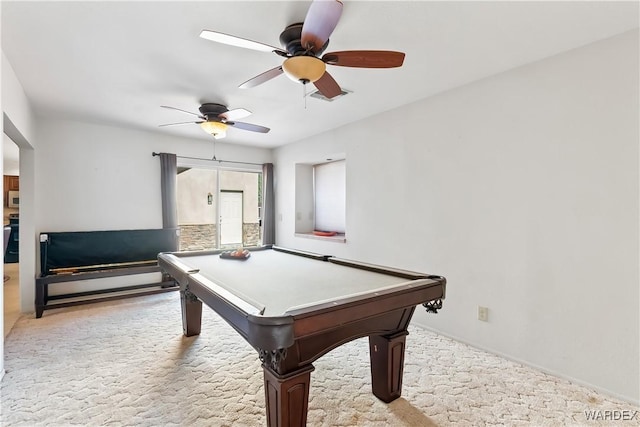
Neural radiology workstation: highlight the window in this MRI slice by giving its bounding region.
[314,160,345,233]
[295,158,346,242]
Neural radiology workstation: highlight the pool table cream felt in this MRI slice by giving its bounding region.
[176,250,421,316]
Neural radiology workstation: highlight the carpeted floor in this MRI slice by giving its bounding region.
[1,292,637,426]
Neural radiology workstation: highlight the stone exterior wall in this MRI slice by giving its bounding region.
[179,223,261,251]
[243,223,261,247]
[179,224,217,251]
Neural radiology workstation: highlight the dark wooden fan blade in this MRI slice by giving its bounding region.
[239,66,284,89]
[313,71,342,99]
[322,50,405,68]
[158,121,203,127]
[199,30,286,55]
[301,0,343,53]
[226,121,270,133]
[160,105,205,119]
[219,108,251,121]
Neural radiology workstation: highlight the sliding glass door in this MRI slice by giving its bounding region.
[176,167,262,251]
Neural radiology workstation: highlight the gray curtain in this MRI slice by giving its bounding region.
[159,153,178,230]
[262,163,275,245]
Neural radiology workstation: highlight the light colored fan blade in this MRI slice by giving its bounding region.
[160,105,205,119]
[322,50,405,68]
[239,66,284,89]
[219,108,252,121]
[199,30,285,54]
[313,71,342,99]
[159,121,203,127]
[301,0,343,53]
[227,121,270,133]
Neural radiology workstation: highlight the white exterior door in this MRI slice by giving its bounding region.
[220,191,243,245]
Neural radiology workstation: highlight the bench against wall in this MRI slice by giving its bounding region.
[35,228,179,318]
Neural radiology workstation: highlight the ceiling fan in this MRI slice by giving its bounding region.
[199,0,405,99]
[159,103,270,139]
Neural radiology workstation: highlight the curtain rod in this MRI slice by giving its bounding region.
[152,152,264,167]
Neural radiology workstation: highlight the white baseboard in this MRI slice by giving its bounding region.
[412,322,640,407]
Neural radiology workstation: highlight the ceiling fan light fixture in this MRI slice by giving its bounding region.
[200,121,228,139]
[282,56,326,84]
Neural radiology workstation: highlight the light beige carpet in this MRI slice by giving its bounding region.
[1,293,637,426]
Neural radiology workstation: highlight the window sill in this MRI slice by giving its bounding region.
[294,232,346,243]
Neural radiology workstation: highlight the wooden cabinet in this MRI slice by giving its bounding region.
[6,175,19,191]
[4,175,19,207]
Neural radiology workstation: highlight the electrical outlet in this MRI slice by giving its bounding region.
[478,306,489,322]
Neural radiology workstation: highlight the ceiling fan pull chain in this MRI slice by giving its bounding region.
[303,83,307,109]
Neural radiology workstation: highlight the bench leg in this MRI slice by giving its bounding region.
[161,272,177,288]
[35,282,46,318]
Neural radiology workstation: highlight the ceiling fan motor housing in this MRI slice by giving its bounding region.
[199,103,228,120]
[279,23,329,56]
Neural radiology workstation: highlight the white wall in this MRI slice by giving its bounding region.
[294,164,314,233]
[3,134,20,175]
[31,118,272,302]
[274,30,639,404]
[2,53,35,144]
[177,169,218,225]
[35,118,272,232]
[1,50,38,380]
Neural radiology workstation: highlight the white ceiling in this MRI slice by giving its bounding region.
[2,1,638,150]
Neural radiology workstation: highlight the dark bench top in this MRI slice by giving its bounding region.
[39,228,179,278]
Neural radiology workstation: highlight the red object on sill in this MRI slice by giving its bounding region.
[313,231,337,237]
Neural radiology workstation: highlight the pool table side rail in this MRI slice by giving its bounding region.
[189,272,266,316]
[162,244,325,261]
[328,256,447,299]
[329,257,446,281]
[158,253,265,314]
[283,277,443,316]
[162,245,271,258]
[271,245,331,261]
[157,253,200,275]
[284,278,445,338]
[158,252,298,351]
[189,272,297,351]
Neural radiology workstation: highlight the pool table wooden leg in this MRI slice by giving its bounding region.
[369,330,409,403]
[180,289,202,337]
[263,364,315,427]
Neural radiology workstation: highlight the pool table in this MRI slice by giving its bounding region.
[157,245,446,427]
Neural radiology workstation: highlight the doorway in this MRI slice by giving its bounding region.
[3,134,20,337]
[220,191,243,247]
